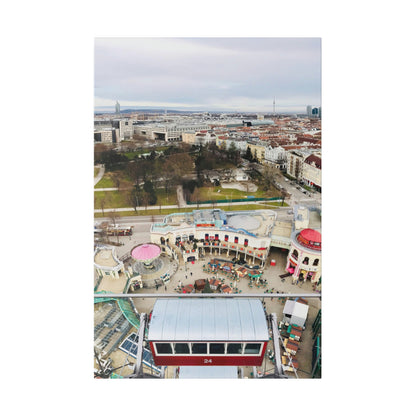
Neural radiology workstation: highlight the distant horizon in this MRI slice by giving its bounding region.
[94,104,318,115]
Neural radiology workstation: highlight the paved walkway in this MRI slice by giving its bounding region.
[94,164,105,186]
[95,187,130,192]
[176,185,186,208]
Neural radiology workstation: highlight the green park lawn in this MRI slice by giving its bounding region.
[94,170,132,188]
[155,188,177,205]
[94,183,284,212]
[94,187,177,210]
[197,185,272,201]
[94,190,129,209]
[95,175,116,188]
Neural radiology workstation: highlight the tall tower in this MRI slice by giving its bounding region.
[115,101,120,114]
[273,97,276,115]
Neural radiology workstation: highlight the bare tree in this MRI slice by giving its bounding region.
[142,192,150,213]
[261,165,278,191]
[108,210,119,227]
[108,210,120,244]
[159,158,174,202]
[168,153,193,181]
[94,143,108,164]
[99,192,111,217]
[190,187,201,208]
[279,188,289,206]
[125,190,138,213]
[112,171,124,191]
[100,221,110,243]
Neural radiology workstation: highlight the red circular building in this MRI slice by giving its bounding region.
[286,228,321,284]
[296,229,322,251]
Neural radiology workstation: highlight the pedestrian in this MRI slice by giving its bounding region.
[165,284,167,291]
[190,272,193,277]
[185,274,188,279]
[178,280,182,288]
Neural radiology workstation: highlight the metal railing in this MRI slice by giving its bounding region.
[94,292,321,299]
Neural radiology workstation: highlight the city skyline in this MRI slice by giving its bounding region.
[95,37,321,113]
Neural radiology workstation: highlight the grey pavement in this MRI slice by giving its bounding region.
[176,185,186,208]
[94,164,105,186]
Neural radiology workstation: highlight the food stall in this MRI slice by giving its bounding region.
[283,338,299,356]
[182,284,195,294]
[194,279,206,291]
[220,284,233,294]
[209,278,222,291]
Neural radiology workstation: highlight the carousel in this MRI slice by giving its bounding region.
[131,243,162,272]
[130,243,176,289]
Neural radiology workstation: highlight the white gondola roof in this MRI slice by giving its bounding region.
[178,366,238,379]
[148,298,268,342]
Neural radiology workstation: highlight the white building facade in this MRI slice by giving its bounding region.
[264,144,287,168]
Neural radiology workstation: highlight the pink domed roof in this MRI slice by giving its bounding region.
[296,229,321,250]
[300,229,321,243]
[131,244,161,261]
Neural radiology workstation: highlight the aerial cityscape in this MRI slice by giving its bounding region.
[3,2,411,413]
[94,37,322,379]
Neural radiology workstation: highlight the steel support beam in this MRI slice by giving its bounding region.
[269,313,288,379]
[124,313,147,378]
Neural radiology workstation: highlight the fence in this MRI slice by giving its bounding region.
[186,196,283,205]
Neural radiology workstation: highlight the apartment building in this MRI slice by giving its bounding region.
[216,136,248,154]
[286,150,310,180]
[247,141,267,163]
[302,153,322,191]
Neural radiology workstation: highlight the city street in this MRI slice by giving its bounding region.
[273,173,321,207]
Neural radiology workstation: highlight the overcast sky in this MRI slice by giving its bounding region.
[95,37,321,113]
